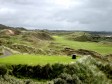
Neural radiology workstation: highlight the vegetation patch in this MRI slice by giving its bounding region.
[53,36,112,55]
[0,24,112,84]
[0,29,21,36]
[66,32,112,42]
[0,56,111,84]
[9,44,44,54]
[66,32,92,42]
[22,31,53,42]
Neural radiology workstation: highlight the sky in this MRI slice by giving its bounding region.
[0,0,112,31]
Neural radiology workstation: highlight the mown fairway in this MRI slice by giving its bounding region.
[53,36,112,55]
[0,54,76,65]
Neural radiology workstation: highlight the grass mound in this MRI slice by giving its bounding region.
[66,32,112,42]
[66,32,92,42]
[22,31,53,42]
[9,44,43,54]
[62,47,102,58]
[0,29,21,36]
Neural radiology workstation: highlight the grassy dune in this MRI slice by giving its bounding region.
[53,36,112,55]
[0,54,76,65]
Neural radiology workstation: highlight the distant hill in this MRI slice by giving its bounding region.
[22,31,53,42]
[0,24,11,30]
[0,24,27,31]
[0,24,28,36]
[66,32,93,42]
[66,31,112,42]
[0,29,21,36]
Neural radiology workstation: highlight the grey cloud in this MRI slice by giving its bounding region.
[0,0,112,31]
[53,0,112,31]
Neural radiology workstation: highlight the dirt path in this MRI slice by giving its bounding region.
[0,49,12,58]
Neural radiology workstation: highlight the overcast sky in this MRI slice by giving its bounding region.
[0,0,112,31]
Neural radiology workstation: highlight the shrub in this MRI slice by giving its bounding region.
[72,74,82,84]
[51,63,65,78]
[54,73,82,84]
[32,65,42,78]
[11,63,65,79]
[54,78,67,84]
[64,64,78,75]
[0,66,7,76]
[59,73,73,84]
[96,63,112,79]
[12,64,32,77]
[41,64,53,79]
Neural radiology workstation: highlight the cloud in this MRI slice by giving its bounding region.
[0,0,112,31]
[54,0,112,31]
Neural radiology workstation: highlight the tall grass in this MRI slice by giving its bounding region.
[54,56,112,84]
[0,55,111,84]
[0,75,52,84]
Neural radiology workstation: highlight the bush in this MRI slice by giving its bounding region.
[52,63,65,78]
[0,66,7,76]
[12,64,32,78]
[96,63,112,79]
[72,74,82,84]
[32,65,42,78]
[64,64,78,75]
[54,78,67,84]
[11,64,65,79]
[54,73,82,84]
[41,64,53,79]
[59,73,73,83]
[0,52,3,55]
[62,73,82,84]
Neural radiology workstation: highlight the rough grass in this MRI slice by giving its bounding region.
[66,32,92,41]
[53,36,112,55]
[0,75,51,84]
[0,54,77,65]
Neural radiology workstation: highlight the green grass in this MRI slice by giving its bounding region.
[53,36,112,55]
[9,35,33,46]
[0,54,77,65]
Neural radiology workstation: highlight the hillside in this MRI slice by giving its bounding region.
[0,24,112,84]
[0,24,54,55]
[0,24,11,30]
[0,24,26,30]
[66,31,112,42]
[66,32,92,42]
